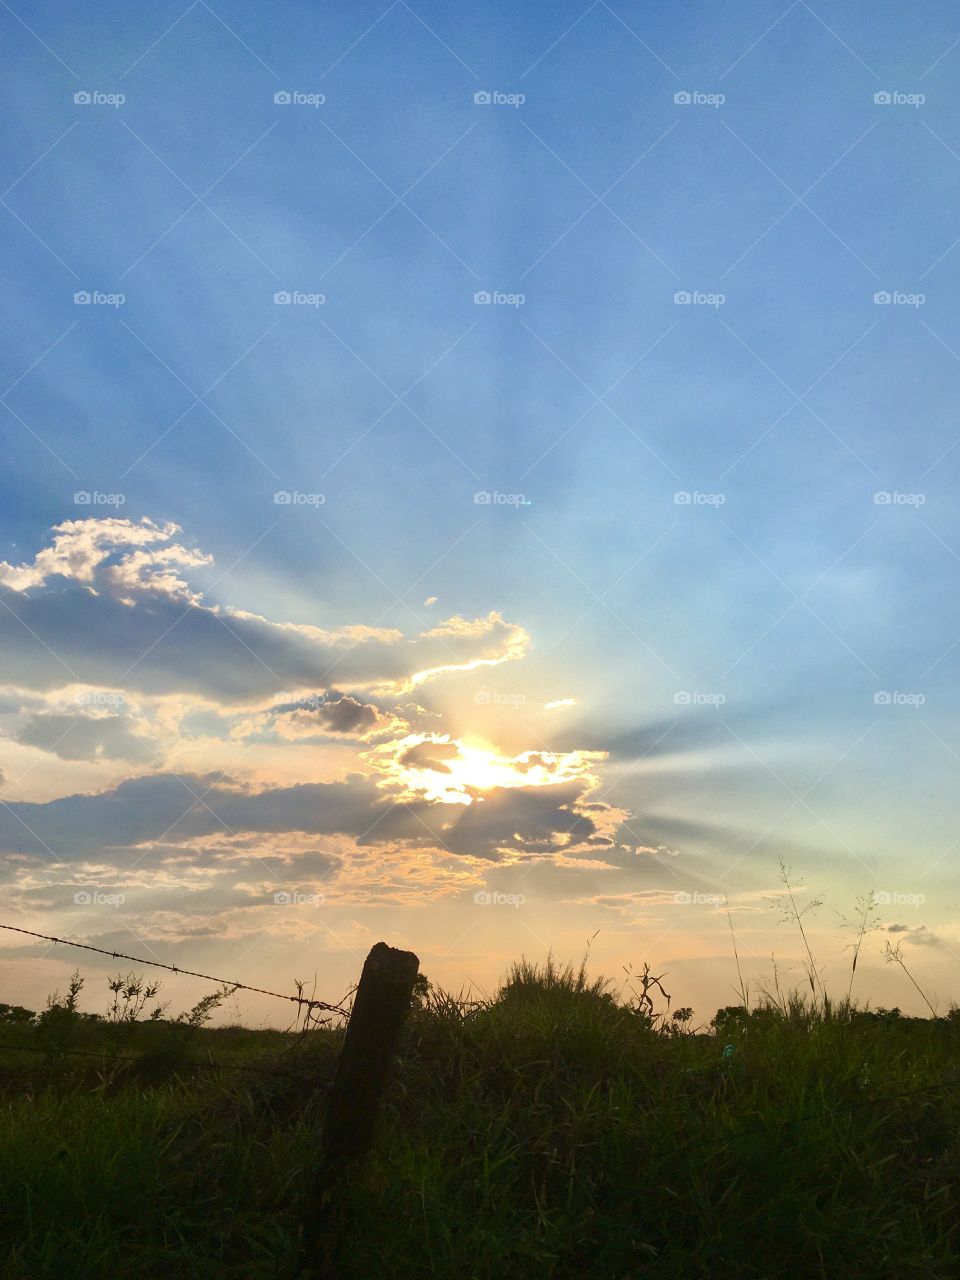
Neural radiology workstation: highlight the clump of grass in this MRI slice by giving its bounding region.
[3,878,960,1279]
[496,952,615,1008]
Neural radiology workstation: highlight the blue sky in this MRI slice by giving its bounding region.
[2,0,960,1021]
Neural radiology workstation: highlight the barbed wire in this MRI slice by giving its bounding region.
[0,1037,332,1082]
[6,925,959,1112]
[0,923,349,1016]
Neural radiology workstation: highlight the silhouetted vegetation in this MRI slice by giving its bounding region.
[1,948,960,1278]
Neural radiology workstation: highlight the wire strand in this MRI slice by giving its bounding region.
[0,923,348,1014]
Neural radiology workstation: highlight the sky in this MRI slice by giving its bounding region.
[2,0,960,1024]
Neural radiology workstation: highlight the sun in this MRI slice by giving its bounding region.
[367,733,606,805]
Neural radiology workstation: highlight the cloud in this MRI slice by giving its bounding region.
[0,520,627,896]
[368,733,610,807]
[221,691,407,745]
[398,614,529,690]
[0,517,210,599]
[423,781,617,858]
[397,740,461,772]
[563,889,683,914]
[271,693,391,739]
[0,519,529,704]
[0,772,378,859]
[885,922,944,947]
[0,766,625,864]
[13,711,155,762]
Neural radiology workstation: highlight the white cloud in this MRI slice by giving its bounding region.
[0,519,529,704]
[0,517,208,598]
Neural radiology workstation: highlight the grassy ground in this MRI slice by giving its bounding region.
[1,957,960,1279]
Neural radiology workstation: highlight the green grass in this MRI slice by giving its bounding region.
[2,957,960,1278]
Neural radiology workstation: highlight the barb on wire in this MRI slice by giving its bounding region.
[0,923,349,1017]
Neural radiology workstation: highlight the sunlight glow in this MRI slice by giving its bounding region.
[367,733,606,805]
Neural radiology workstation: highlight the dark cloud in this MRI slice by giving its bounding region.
[351,779,608,860]
[14,712,154,762]
[398,741,460,772]
[886,922,944,947]
[0,771,614,863]
[0,692,41,714]
[9,842,344,917]
[229,849,342,878]
[277,693,385,736]
[440,782,606,857]
[0,773,380,858]
[0,518,526,705]
[0,585,524,703]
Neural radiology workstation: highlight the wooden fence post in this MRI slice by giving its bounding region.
[301,941,420,1272]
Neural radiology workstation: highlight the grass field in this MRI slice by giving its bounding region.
[1,947,960,1279]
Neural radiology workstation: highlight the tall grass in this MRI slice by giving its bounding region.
[1,918,959,1277]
